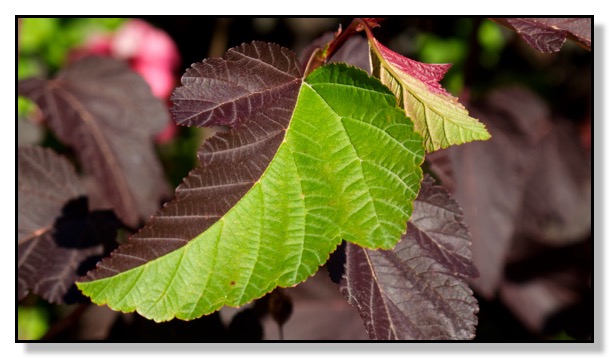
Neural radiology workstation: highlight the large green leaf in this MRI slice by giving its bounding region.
[364,29,491,152]
[78,45,424,322]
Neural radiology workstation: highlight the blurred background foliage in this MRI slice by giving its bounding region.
[17,17,591,341]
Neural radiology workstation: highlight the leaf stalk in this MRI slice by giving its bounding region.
[304,18,381,76]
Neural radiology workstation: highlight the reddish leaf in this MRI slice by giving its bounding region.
[82,42,303,282]
[492,18,591,52]
[18,57,170,227]
[18,146,118,304]
[364,28,490,151]
[337,176,478,340]
[371,37,453,97]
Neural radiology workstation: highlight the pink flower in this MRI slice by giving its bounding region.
[132,57,177,100]
[73,19,181,143]
[81,34,114,56]
[113,20,180,71]
[111,19,180,102]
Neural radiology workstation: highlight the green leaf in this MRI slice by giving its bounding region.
[365,31,491,152]
[78,58,424,322]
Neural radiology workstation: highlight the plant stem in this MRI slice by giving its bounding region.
[304,18,374,76]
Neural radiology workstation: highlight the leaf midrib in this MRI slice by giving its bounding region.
[370,44,487,150]
[304,82,389,240]
[50,81,138,222]
[79,78,304,315]
[177,78,302,125]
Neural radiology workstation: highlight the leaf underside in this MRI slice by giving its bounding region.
[339,176,478,340]
[18,57,170,227]
[77,42,424,322]
[367,35,490,152]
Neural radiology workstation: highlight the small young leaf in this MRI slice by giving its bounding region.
[18,146,118,304]
[338,176,478,340]
[77,42,424,322]
[491,18,591,52]
[364,28,491,152]
[18,57,170,227]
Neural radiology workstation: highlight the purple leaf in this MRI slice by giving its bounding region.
[427,86,590,298]
[427,87,548,298]
[18,146,118,304]
[171,41,302,128]
[516,120,591,245]
[18,57,170,227]
[82,42,303,282]
[338,176,478,340]
[492,18,591,52]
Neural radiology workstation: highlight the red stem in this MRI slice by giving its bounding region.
[304,18,374,76]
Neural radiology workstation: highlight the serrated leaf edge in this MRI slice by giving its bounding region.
[367,37,491,152]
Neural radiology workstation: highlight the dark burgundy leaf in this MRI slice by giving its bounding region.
[171,41,302,128]
[18,146,83,245]
[492,18,591,52]
[18,57,170,227]
[427,86,590,299]
[516,120,591,245]
[82,42,303,282]
[427,87,547,298]
[18,146,119,304]
[338,176,478,340]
